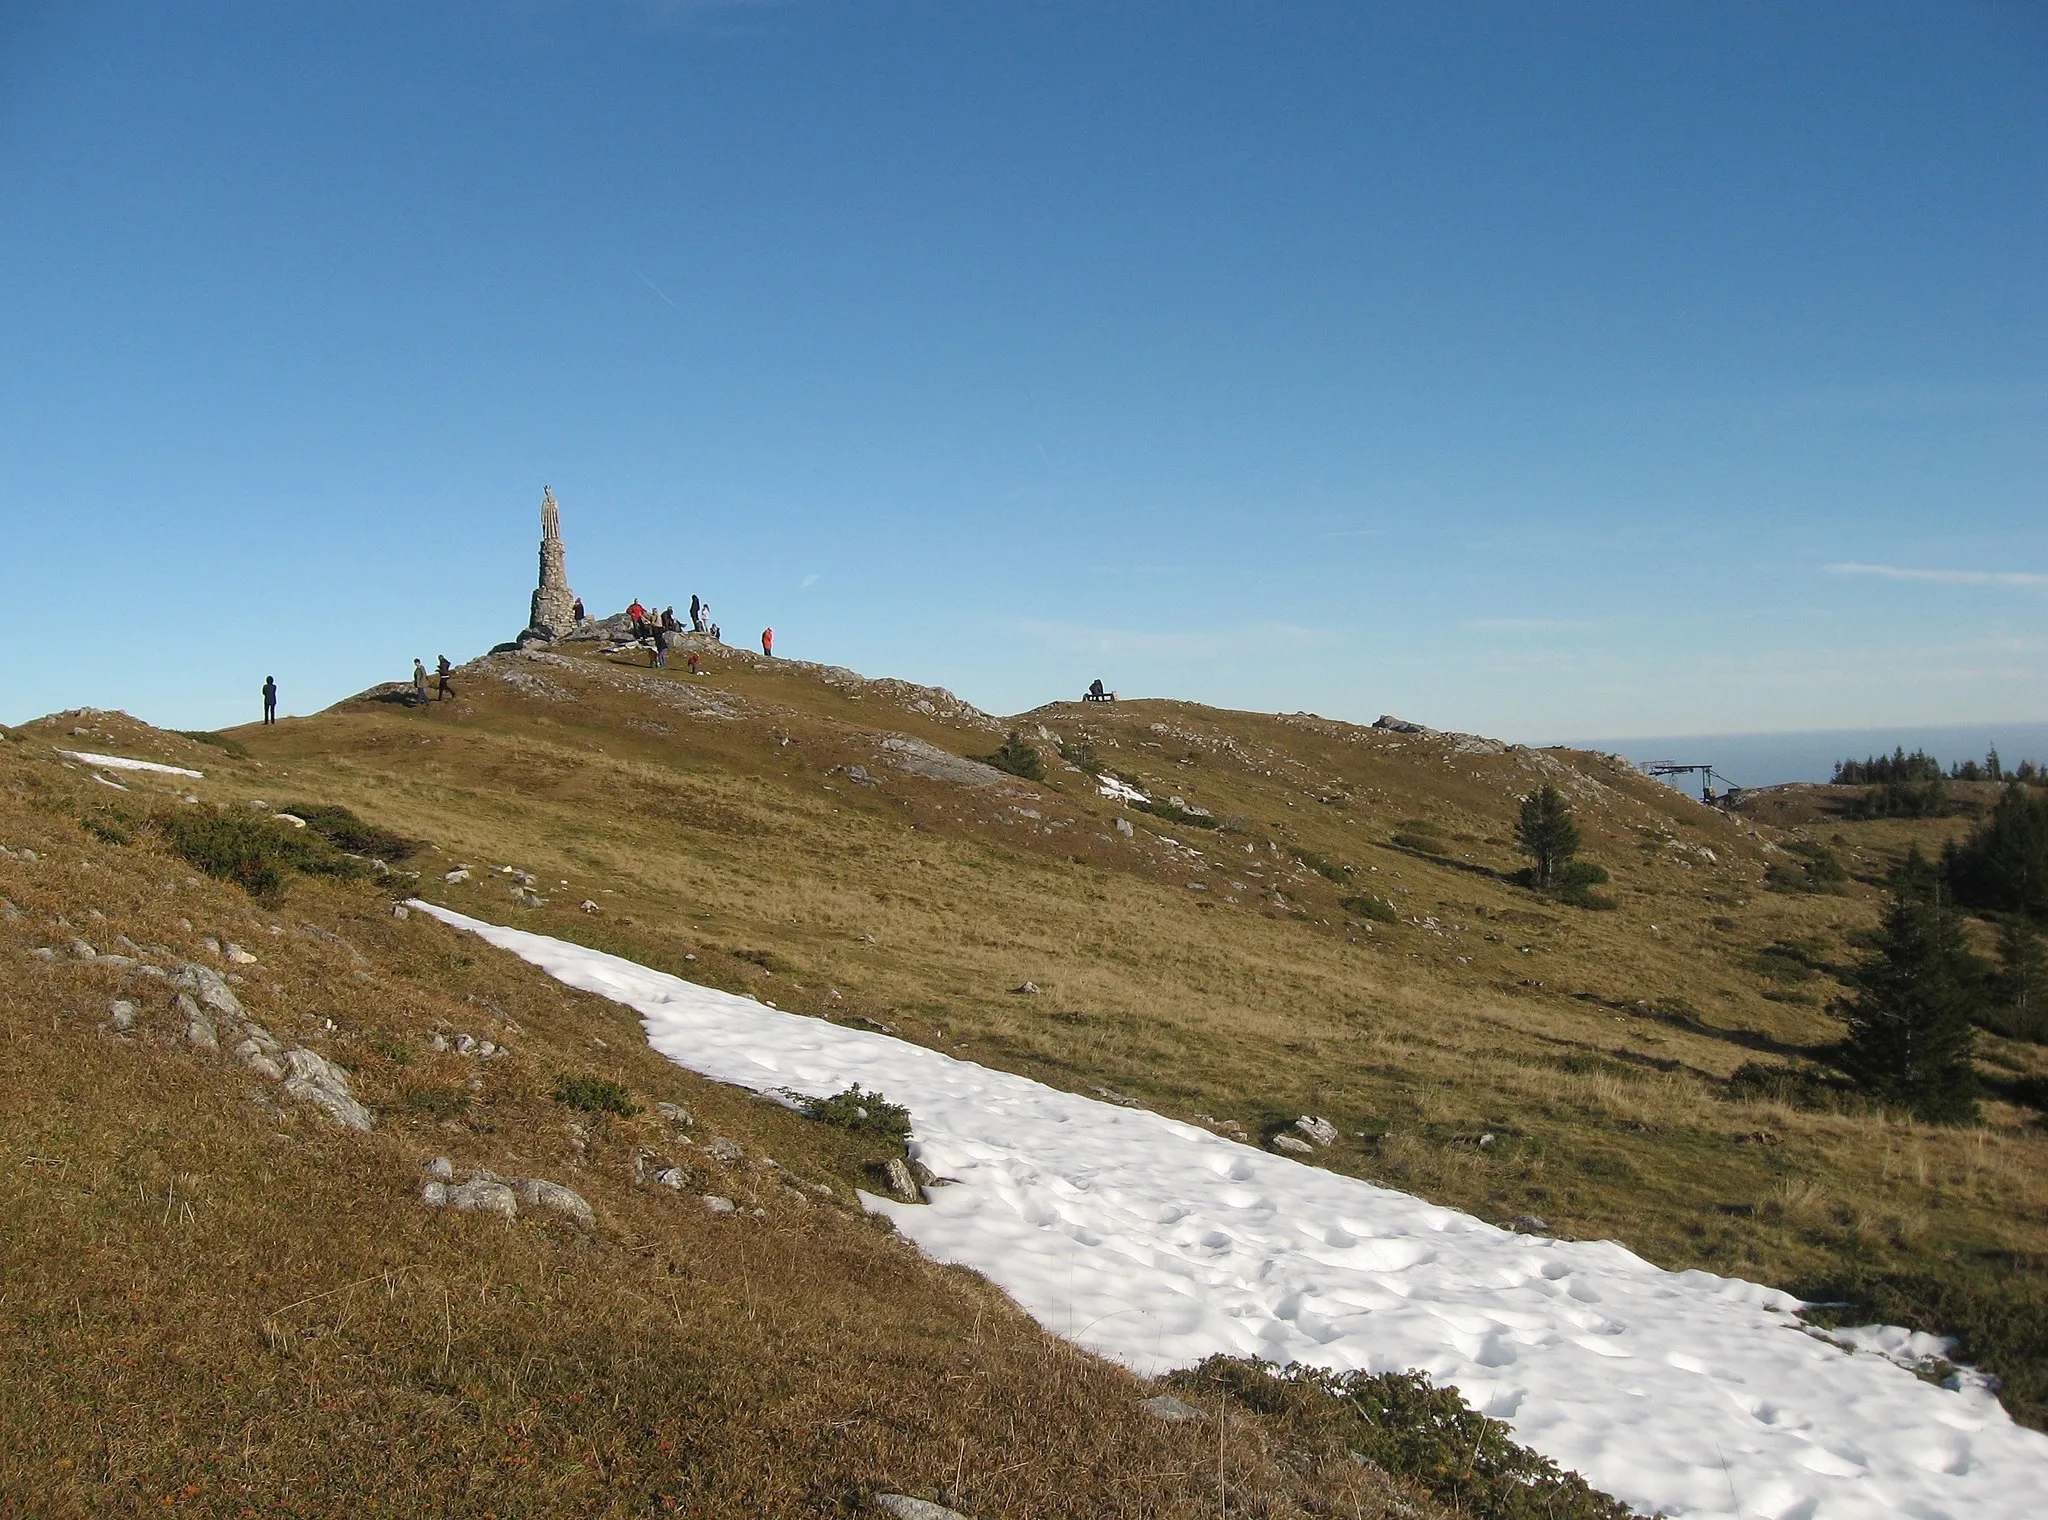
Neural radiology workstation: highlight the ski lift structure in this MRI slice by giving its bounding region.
[1643,761,1742,805]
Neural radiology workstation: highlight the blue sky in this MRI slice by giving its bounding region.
[3,1,2043,738]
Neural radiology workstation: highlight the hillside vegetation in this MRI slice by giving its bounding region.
[6,635,2047,1507]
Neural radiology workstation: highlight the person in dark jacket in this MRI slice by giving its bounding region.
[689,593,701,630]
[573,596,586,623]
[436,655,455,702]
[261,676,278,725]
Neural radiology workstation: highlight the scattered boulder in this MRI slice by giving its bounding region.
[702,1195,737,1215]
[655,1101,692,1127]
[423,1156,455,1181]
[177,993,218,1052]
[439,1179,518,1219]
[877,1156,922,1202]
[172,963,246,1023]
[655,1167,686,1190]
[510,1177,595,1228]
[1143,1394,1205,1423]
[445,868,471,884]
[1271,1134,1315,1156]
[1293,1115,1338,1148]
[1011,980,1038,996]
[108,1000,139,1032]
[1505,1215,1550,1235]
[391,903,410,920]
[1114,817,1135,838]
[705,1136,743,1165]
[0,898,21,924]
[71,938,97,959]
[875,1496,975,1520]
[224,942,258,965]
[280,1047,375,1131]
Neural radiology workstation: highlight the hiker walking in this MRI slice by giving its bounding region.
[412,659,429,706]
[652,630,668,669]
[436,655,455,702]
[761,627,774,658]
[261,676,278,725]
[687,651,701,675]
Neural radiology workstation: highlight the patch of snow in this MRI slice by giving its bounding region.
[408,901,2048,1520]
[58,750,204,779]
[1096,775,1149,804]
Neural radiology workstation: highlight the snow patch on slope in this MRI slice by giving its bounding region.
[409,901,2048,1520]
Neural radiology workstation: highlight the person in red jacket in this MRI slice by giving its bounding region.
[761,627,774,658]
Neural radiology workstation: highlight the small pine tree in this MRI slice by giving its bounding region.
[1834,848,1983,1124]
[1515,785,1581,889]
[1987,915,2048,1043]
[985,730,1044,782]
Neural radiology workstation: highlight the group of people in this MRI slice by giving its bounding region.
[627,595,720,642]
[410,655,456,705]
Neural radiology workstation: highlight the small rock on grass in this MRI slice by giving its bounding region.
[1271,1133,1315,1155]
[109,1000,139,1031]
[281,1047,375,1131]
[875,1496,976,1520]
[1143,1394,1204,1422]
[702,1195,737,1215]
[440,1180,518,1219]
[880,1156,921,1202]
[509,1177,595,1228]
[1294,1115,1339,1147]
[423,1156,455,1181]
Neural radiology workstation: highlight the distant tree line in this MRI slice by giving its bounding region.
[1831,746,2043,787]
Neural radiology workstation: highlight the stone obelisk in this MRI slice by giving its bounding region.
[526,487,579,640]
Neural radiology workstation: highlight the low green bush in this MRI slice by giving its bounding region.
[1057,739,1102,774]
[157,808,366,901]
[1340,894,1399,923]
[1390,830,1445,855]
[175,729,250,759]
[1170,1357,1634,1520]
[1724,1061,1863,1113]
[1291,847,1350,883]
[1132,797,1220,830]
[801,1084,912,1145]
[552,1074,640,1117]
[281,802,417,862]
[983,732,1044,781]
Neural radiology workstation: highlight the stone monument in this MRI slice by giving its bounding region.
[525,487,580,640]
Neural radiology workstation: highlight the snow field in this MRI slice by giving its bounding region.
[56,750,205,778]
[413,903,2048,1520]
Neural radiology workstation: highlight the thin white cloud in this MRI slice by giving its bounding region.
[799,572,820,589]
[1464,618,1605,632]
[1319,528,1385,540]
[1017,620,1338,659]
[1824,562,2046,588]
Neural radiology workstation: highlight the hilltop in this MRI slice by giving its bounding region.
[5,632,2046,1513]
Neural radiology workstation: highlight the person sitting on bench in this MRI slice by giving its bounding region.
[1083,678,1115,703]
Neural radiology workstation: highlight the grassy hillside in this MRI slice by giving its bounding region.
[6,632,2045,1504]
[0,713,1449,1519]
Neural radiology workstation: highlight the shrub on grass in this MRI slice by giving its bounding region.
[280,802,417,862]
[1290,847,1350,883]
[801,1085,912,1145]
[984,731,1044,781]
[552,1074,640,1117]
[1056,739,1102,774]
[1724,1061,1862,1114]
[1390,830,1446,856]
[1172,1357,1634,1520]
[1132,796,1221,830]
[1768,841,1850,894]
[1340,894,1399,923]
[157,808,366,901]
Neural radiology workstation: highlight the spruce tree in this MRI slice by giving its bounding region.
[1515,785,1580,889]
[1834,848,1983,1124]
[1990,915,2048,1043]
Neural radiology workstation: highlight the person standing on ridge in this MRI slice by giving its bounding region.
[761,627,774,658]
[436,655,455,702]
[412,659,429,706]
[261,676,278,725]
[572,596,585,623]
[689,593,701,631]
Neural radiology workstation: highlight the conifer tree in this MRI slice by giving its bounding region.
[1990,914,2047,1043]
[1834,848,1983,1124]
[1515,785,1580,889]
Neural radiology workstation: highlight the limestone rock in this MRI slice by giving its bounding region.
[71,938,97,959]
[655,1167,686,1190]
[109,1000,139,1031]
[423,1156,455,1181]
[1114,817,1135,838]
[29,947,55,960]
[177,993,218,1052]
[224,943,258,965]
[1294,1115,1339,1148]
[875,1496,975,1520]
[1143,1394,1205,1422]
[510,1177,595,1228]
[280,1047,375,1131]
[445,868,471,883]
[702,1194,737,1214]
[1011,980,1038,995]
[705,1136,743,1165]
[655,1101,692,1127]
[1271,1133,1315,1155]
[172,963,246,1023]
[0,897,21,923]
[390,903,410,919]
[442,1180,518,1219]
[879,1156,921,1202]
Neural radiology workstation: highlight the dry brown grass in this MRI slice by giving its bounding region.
[0,732,1444,1518]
